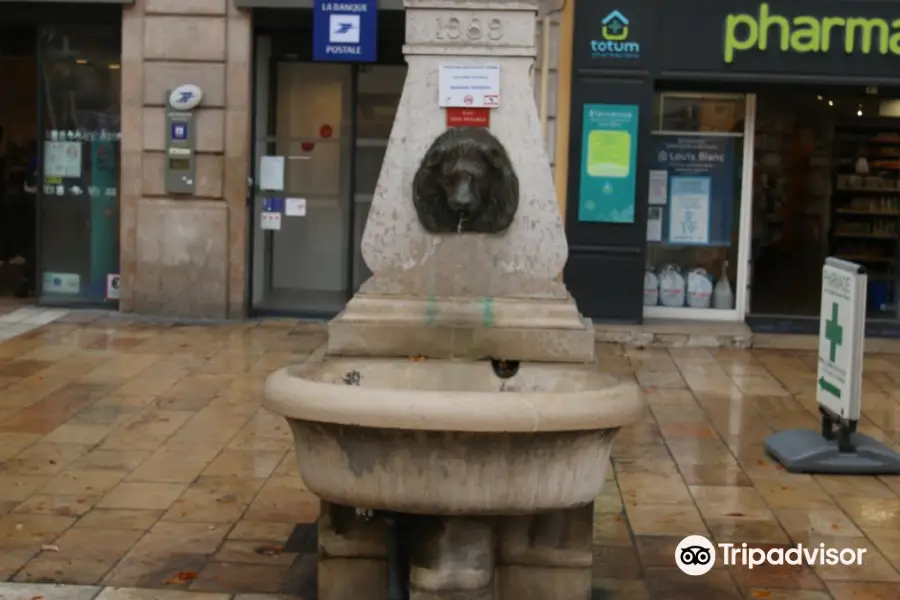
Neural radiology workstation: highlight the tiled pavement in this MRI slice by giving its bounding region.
[0,304,69,342]
[0,311,898,600]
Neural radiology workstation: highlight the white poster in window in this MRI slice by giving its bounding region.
[647,207,663,242]
[44,141,82,178]
[259,155,285,191]
[285,197,307,217]
[668,176,711,245]
[648,169,668,205]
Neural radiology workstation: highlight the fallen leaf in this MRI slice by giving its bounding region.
[408,355,427,362]
[164,571,198,585]
[40,545,59,552]
[831,523,840,530]
[751,591,772,598]
[31,596,44,600]
[757,460,767,466]
[724,512,745,518]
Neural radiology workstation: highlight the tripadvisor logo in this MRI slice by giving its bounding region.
[591,10,640,59]
[725,2,900,64]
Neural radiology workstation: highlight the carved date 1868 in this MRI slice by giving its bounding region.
[435,16,503,42]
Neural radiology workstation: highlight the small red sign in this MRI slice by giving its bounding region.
[446,107,491,128]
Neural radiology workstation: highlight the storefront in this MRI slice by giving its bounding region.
[566,0,900,334]
[240,0,407,317]
[0,1,124,305]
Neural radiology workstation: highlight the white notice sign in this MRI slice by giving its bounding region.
[648,169,668,205]
[106,273,121,300]
[438,64,501,108]
[285,197,307,217]
[817,258,867,421]
[44,141,82,178]
[260,211,282,230]
[259,156,285,191]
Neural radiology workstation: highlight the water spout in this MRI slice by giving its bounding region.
[491,359,520,379]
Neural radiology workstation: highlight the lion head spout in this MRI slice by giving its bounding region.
[412,127,519,234]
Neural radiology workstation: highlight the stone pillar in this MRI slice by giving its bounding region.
[119,0,251,319]
[409,517,495,600]
[495,505,593,600]
[318,502,389,600]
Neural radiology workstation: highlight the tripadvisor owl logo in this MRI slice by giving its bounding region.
[725,2,900,64]
[591,10,641,59]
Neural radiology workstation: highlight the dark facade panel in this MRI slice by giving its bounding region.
[574,0,900,84]
[656,0,900,84]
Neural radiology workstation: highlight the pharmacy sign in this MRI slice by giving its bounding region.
[817,258,866,422]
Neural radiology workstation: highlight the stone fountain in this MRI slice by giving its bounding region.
[262,0,645,598]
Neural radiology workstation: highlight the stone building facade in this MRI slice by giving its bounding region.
[11,0,572,319]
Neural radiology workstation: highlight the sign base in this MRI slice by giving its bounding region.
[765,429,900,475]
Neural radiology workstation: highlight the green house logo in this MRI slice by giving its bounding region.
[725,2,900,64]
[591,10,641,59]
[603,10,629,40]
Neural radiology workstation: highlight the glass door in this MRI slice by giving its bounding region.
[251,57,354,315]
[37,24,121,304]
[643,92,754,321]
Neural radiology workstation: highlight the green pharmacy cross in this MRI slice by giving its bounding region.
[825,302,843,362]
[607,20,623,35]
[819,302,844,399]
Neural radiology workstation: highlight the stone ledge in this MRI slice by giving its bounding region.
[596,319,900,353]
[327,319,595,363]
[338,293,587,330]
[754,332,900,354]
[593,319,752,349]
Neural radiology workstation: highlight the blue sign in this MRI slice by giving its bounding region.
[578,103,639,223]
[648,135,737,246]
[313,0,377,63]
[263,197,284,213]
[171,122,188,141]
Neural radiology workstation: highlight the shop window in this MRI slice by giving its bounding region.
[655,94,745,134]
[39,25,121,303]
[644,93,749,317]
[751,89,900,321]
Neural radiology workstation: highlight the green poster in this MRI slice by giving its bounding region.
[578,103,639,223]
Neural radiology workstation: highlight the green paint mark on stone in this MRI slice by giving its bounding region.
[482,297,495,328]
[825,302,843,363]
[425,296,438,325]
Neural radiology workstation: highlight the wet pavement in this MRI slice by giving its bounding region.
[0,311,898,600]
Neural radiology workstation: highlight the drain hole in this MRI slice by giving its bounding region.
[491,359,520,379]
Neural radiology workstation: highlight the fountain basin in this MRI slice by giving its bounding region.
[263,357,644,515]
